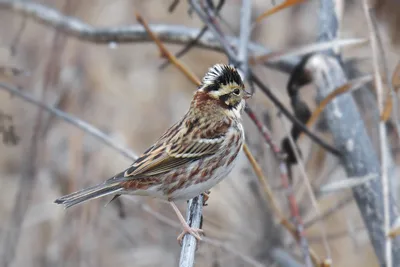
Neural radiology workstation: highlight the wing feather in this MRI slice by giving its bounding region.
[115,118,230,180]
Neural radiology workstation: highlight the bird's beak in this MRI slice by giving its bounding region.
[243,90,253,99]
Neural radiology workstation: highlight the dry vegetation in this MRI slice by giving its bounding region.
[0,0,399,267]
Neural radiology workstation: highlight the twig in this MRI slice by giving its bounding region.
[0,82,138,161]
[160,0,226,70]
[190,0,238,64]
[304,195,353,229]
[253,38,367,64]
[135,13,200,85]
[168,0,180,12]
[298,74,373,142]
[255,0,307,24]
[9,15,27,55]
[237,0,252,79]
[362,2,392,266]
[249,72,341,157]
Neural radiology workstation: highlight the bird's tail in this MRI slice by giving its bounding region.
[54,182,123,209]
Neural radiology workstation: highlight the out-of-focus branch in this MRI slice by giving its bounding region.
[237,0,252,79]
[0,0,297,73]
[249,73,341,157]
[306,53,400,266]
[160,0,226,70]
[0,82,138,161]
[363,2,392,266]
[243,145,320,266]
[314,0,399,265]
[271,248,305,267]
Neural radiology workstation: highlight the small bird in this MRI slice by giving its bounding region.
[55,64,251,242]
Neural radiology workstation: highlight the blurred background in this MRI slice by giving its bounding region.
[0,0,399,266]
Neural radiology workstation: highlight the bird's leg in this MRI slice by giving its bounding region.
[202,190,211,206]
[169,201,203,244]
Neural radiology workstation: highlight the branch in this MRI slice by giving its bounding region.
[237,0,252,79]
[179,195,203,267]
[315,0,399,265]
[0,82,138,161]
[306,53,400,266]
[0,0,297,73]
[363,1,392,266]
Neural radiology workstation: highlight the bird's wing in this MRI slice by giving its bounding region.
[113,118,230,180]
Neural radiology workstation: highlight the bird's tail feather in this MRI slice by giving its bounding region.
[54,182,123,208]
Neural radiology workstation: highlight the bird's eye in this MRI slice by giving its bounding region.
[233,88,240,95]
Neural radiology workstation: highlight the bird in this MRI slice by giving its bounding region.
[54,64,252,242]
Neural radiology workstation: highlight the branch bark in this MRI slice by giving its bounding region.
[179,195,203,267]
[306,53,400,266]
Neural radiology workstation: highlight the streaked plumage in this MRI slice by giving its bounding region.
[55,64,251,241]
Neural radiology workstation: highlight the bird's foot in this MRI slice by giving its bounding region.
[177,225,204,245]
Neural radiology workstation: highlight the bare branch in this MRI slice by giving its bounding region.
[0,0,297,73]
[237,0,252,79]
[306,53,400,266]
[363,1,393,266]
[0,82,138,161]
[304,195,354,229]
[179,195,203,267]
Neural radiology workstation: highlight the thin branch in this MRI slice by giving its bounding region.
[249,72,341,157]
[135,13,200,85]
[190,0,238,64]
[298,74,373,142]
[362,2,392,266]
[160,0,226,70]
[179,195,203,267]
[237,0,252,79]
[279,115,331,262]
[254,0,307,24]
[253,38,367,64]
[304,195,353,229]
[0,82,138,161]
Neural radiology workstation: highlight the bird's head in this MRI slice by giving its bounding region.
[197,64,252,113]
